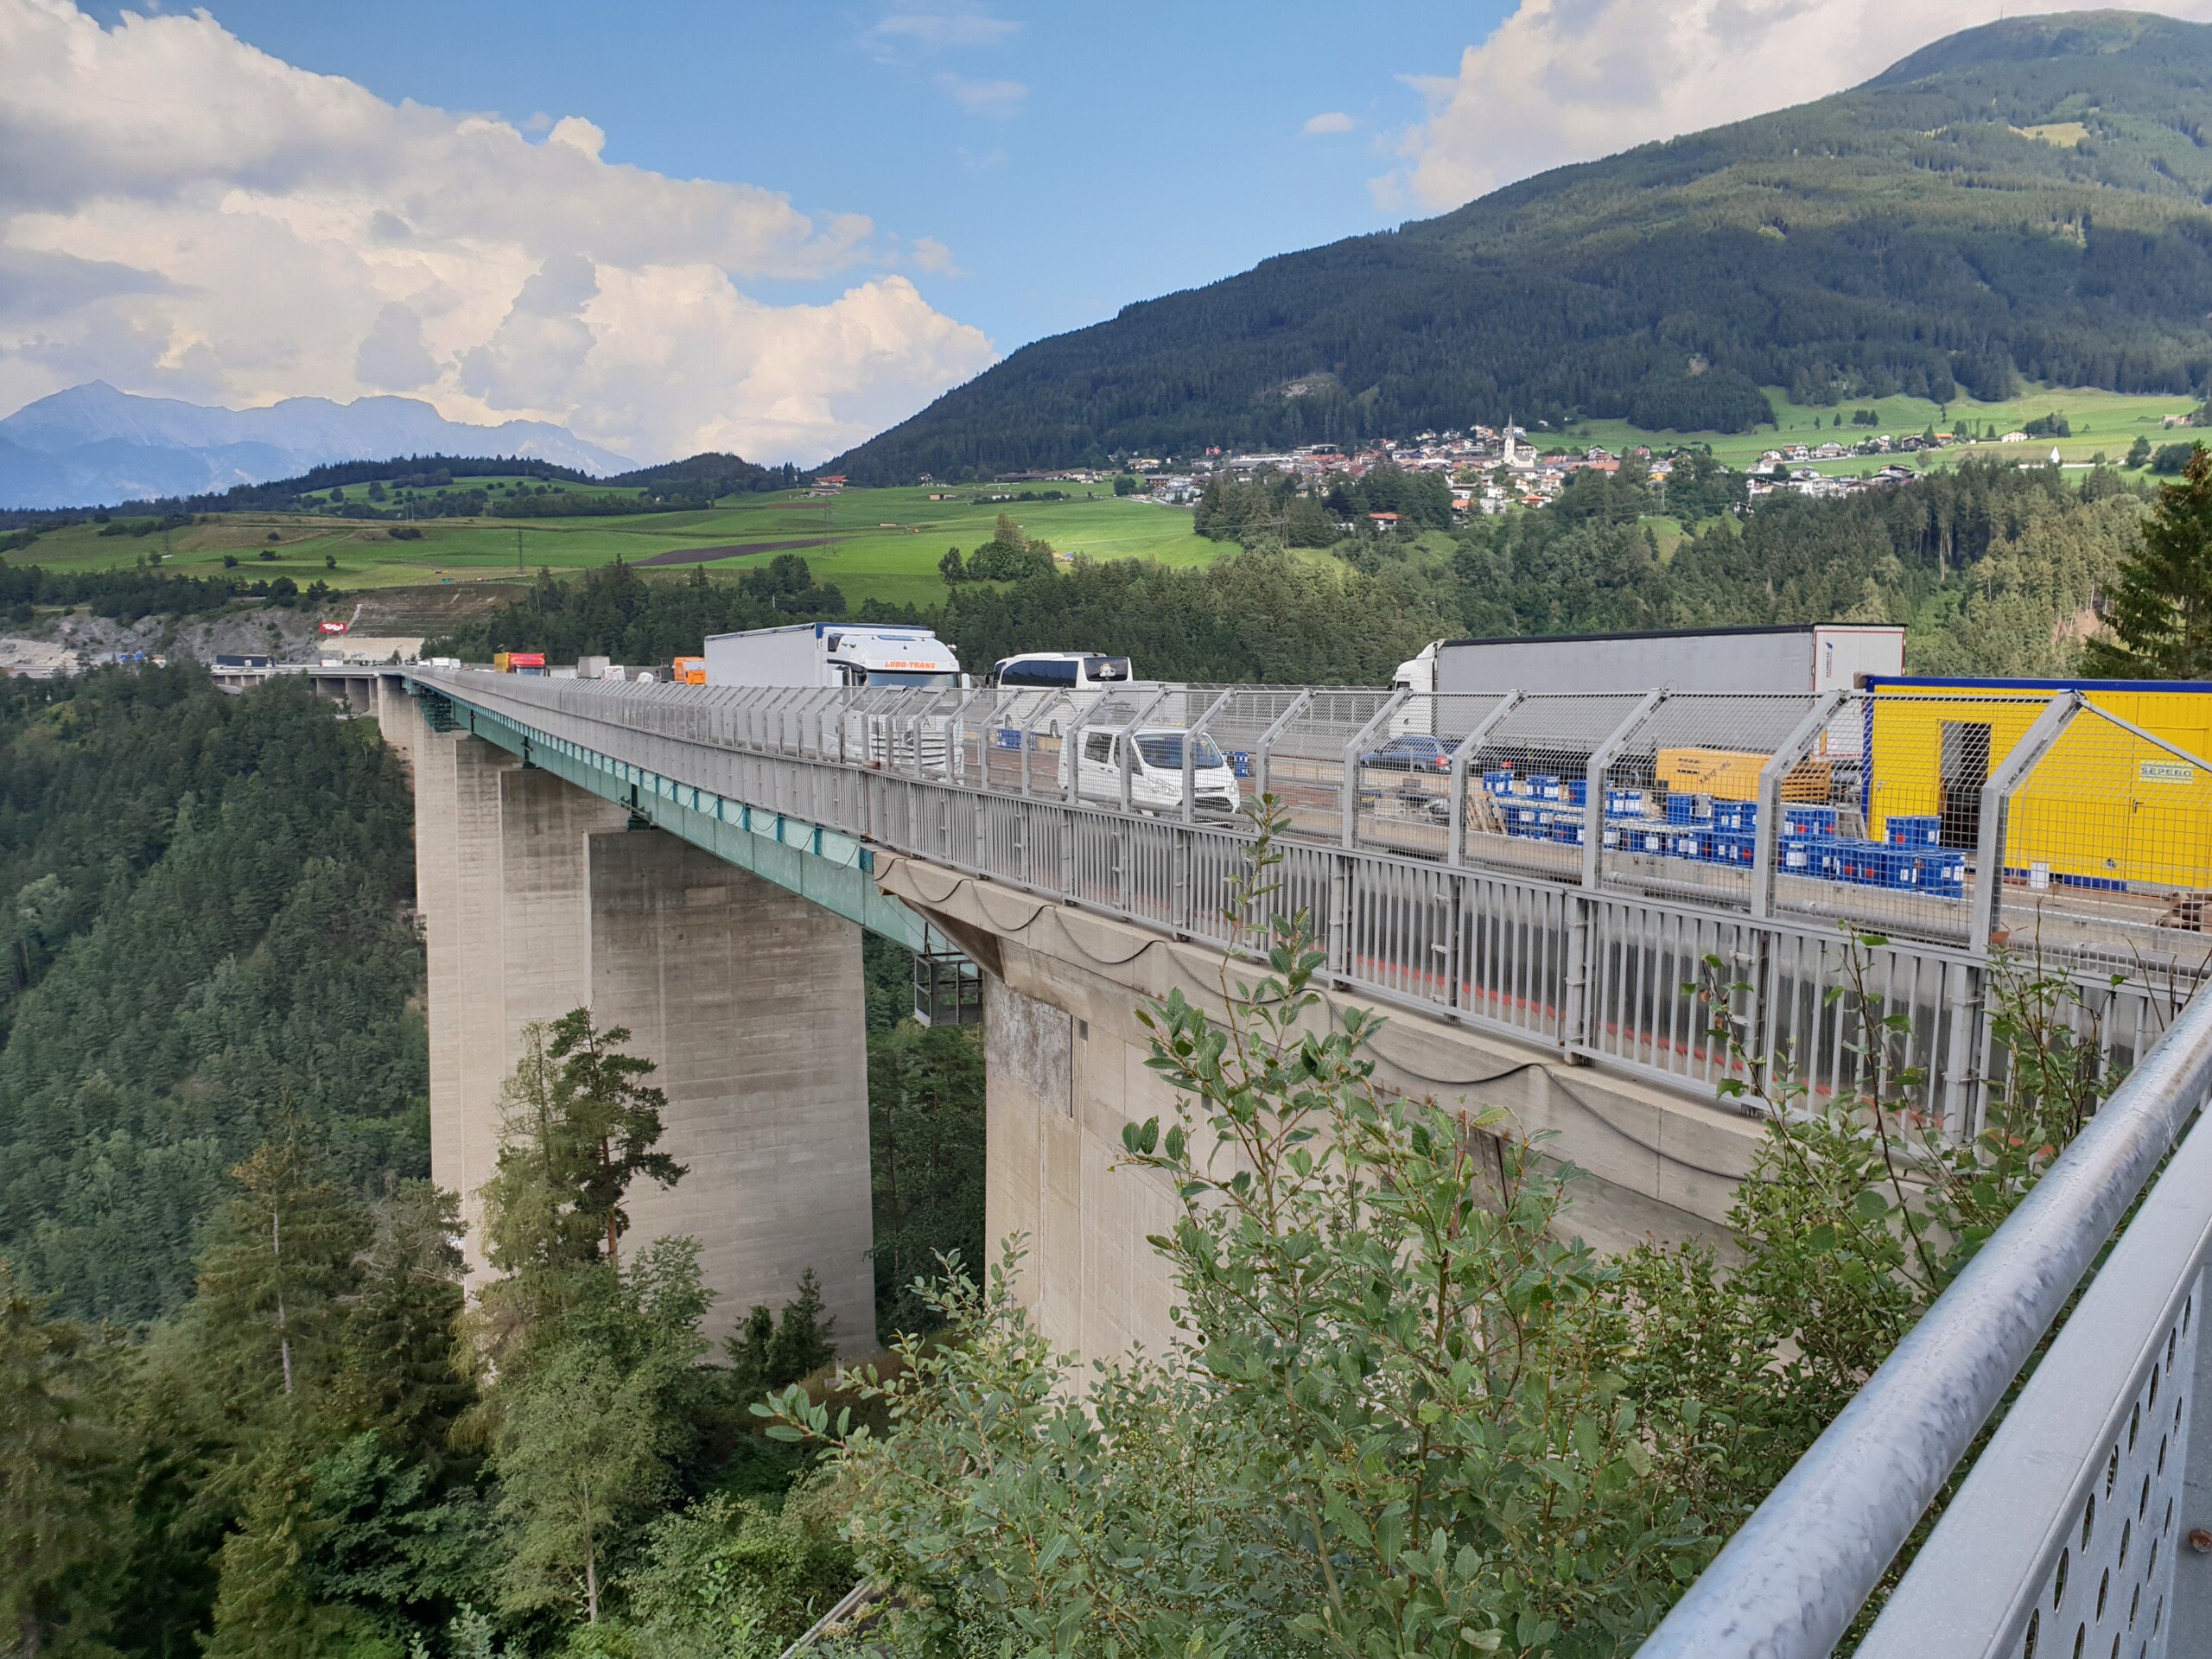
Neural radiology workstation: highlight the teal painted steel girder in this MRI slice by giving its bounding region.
[441,692,928,950]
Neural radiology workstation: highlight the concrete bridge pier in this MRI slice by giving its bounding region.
[397,691,876,1353]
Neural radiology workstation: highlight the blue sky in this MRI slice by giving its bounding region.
[18,0,2114,461]
[93,1,1516,353]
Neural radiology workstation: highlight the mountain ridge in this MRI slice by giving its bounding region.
[830,10,2212,483]
[0,381,630,509]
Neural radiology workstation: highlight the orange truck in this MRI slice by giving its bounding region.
[671,656,706,685]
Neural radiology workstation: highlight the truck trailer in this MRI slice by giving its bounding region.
[1394,624,1904,699]
[702,623,963,689]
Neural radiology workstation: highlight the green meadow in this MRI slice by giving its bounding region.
[16,381,2206,615]
[1565,383,2202,475]
[21,482,1220,612]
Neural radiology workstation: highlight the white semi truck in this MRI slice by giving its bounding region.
[1391,623,1904,699]
[702,622,963,689]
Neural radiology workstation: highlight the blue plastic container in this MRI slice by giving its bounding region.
[1886,815,1942,848]
[1915,849,1967,896]
[1630,825,1670,855]
[1526,773,1562,802]
[1783,804,1840,838]
[1834,842,1919,887]
[1664,791,1715,826]
[1713,800,1758,833]
[1549,817,1586,846]
[1484,770,1514,796]
[1607,787,1649,817]
[1669,828,1710,861]
[1561,778,1588,807]
[1508,804,1546,835]
[1707,830,1756,867]
[1228,750,1253,778]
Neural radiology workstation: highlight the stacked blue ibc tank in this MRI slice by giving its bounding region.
[1472,776,1964,896]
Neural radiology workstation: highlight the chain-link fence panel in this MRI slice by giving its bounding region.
[1771,690,2051,947]
[1592,692,1816,907]
[1255,688,1401,844]
[1452,691,1648,882]
[1345,691,1504,861]
[1997,703,2212,976]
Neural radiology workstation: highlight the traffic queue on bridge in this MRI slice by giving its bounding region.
[467,621,2212,912]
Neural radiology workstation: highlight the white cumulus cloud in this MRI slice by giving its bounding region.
[0,0,997,462]
[1382,0,2212,212]
[1303,111,1355,136]
[938,73,1028,118]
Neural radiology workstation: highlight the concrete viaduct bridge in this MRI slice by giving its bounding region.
[325,664,2199,1363]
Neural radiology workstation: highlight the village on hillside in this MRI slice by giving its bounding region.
[945,418,2025,525]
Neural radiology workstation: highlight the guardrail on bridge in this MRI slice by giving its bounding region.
[408,670,2209,1131]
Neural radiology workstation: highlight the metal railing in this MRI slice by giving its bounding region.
[1640,968,2212,1658]
[409,670,2206,1126]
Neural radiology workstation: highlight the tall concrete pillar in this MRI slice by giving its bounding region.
[587,827,876,1354]
[984,961,1183,1361]
[410,715,877,1358]
[415,727,514,1262]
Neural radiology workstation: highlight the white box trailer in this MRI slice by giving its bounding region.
[1396,624,1904,700]
[702,622,963,689]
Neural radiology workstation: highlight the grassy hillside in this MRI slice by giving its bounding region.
[13,482,1216,613]
[830,11,2212,482]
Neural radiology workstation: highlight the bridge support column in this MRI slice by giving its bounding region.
[411,708,875,1355]
[587,826,876,1353]
[985,957,1185,1361]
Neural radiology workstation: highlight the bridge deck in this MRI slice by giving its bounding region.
[405,670,2209,1131]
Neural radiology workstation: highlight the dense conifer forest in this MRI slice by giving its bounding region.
[0,671,988,1657]
[0,670,426,1322]
[832,14,2212,482]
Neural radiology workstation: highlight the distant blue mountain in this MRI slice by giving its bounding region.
[0,382,631,509]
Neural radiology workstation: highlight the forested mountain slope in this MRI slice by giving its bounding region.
[835,11,2212,481]
[0,671,425,1322]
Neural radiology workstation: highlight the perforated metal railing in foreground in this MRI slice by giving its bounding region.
[410,670,2210,1128]
[1639,972,2212,1659]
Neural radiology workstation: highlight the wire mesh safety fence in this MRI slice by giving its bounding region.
[416,670,2209,1122]
[1992,701,2212,981]
[1591,693,1818,907]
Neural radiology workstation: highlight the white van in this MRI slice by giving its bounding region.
[989,652,1134,690]
[1062,726,1242,817]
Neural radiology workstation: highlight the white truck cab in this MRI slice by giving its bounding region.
[1061,726,1242,817]
[1391,641,1440,696]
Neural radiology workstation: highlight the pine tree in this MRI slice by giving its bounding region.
[545,1008,683,1269]
[726,1303,777,1399]
[767,1269,835,1386]
[2084,442,2212,677]
[0,1261,125,1656]
[471,1014,687,1387]
[334,1180,471,1469]
[200,1446,348,1659]
[193,1130,372,1414]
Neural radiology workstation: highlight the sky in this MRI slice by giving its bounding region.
[9,0,2212,465]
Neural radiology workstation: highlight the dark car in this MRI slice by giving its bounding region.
[1360,734,1454,772]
